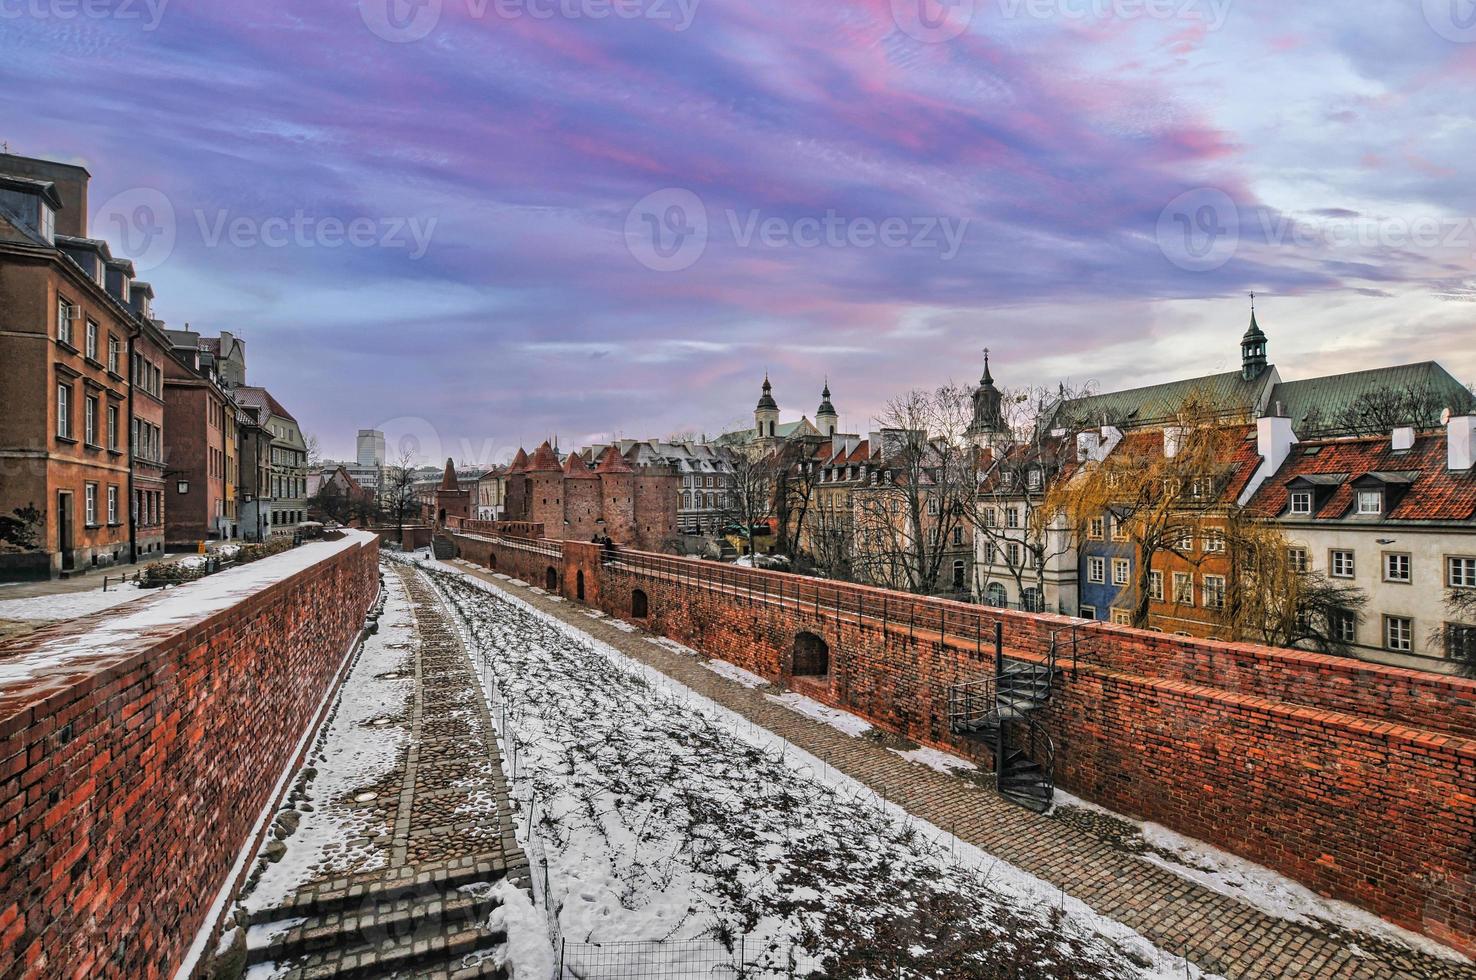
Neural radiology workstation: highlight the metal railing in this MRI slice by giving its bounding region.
[477,533,564,561]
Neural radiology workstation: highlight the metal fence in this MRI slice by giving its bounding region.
[555,938,824,979]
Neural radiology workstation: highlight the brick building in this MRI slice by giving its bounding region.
[233,386,309,537]
[0,157,142,576]
[162,340,232,546]
[129,307,170,560]
[502,441,679,549]
[236,403,275,541]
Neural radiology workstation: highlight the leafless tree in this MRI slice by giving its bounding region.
[1439,589,1476,677]
[715,442,777,557]
[381,447,421,537]
[1300,381,1476,436]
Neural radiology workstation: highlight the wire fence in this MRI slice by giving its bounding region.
[555,938,824,979]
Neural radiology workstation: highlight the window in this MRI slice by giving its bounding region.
[84,396,97,446]
[1111,608,1132,626]
[1027,469,1042,490]
[952,560,965,590]
[108,335,120,373]
[1447,624,1476,662]
[1176,528,1195,552]
[1332,612,1357,644]
[1288,547,1309,573]
[1112,558,1130,587]
[1383,553,1411,583]
[1006,542,1021,567]
[1449,556,1476,589]
[85,320,98,360]
[107,486,117,525]
[1111,517,1129,542]
[57,298,74,344]
[927,498,940,516]
[1203,575,1226,610]
[85,484,97,525]
[106,405,118,449]
[1172,572,1194,605]
[952,527,964,546]
[983,507,997,528]
[1079,605,1097,620]
[1088,517,1104,540]
[1330,550,1355,578]
[1384,616,1413,652]
[1087,556,1106,584]
[56,384,71,439]
[1006,507,1021,529]
[1203,528,1225,553]
[1149,570,1164,601]
[1356,490,1382,515]
[1289,491,1312,515]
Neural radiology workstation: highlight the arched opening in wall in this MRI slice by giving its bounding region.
[438,508,447,525]
[792,632,830,678]
[488,553,497,571]
[631,588,649,619]
[546,567,559,593]
[576,570,585,601]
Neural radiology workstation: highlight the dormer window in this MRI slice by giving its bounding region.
[1356,490,1383,515]
[39,203,55,243]
[1290,491,1312,515]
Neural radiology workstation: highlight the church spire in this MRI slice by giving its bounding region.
[1242,292,1269,381]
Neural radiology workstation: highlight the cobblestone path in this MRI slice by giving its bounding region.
[444,559,1470,980]
[227,563,529,979]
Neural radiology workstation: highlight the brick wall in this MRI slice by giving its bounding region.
[455,533,1476,955]
[0,533,380,977]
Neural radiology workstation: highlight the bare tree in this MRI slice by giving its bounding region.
[848,385,976,596]
[1300,381,1476,436]
[304,432,324,468]
[381,448,421,537]
[715,442,776,557]
[1439,589,1476,678]
[772,436,823,559]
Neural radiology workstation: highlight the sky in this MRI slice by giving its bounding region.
[2,0,1475,465]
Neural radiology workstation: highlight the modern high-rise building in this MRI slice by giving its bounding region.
[357,428,386,468]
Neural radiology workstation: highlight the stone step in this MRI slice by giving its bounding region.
[267,922,508,980]
[250,856,514,925]
[247,889,504,965]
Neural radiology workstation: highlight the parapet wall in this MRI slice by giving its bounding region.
[448,530,1476,955]
[0,532,380,977]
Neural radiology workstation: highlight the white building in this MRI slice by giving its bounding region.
[1244,414,1476,672]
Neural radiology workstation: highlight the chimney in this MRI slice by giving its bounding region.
[1076,430,1100,462]
[1450,414,1476,471]
[1257,413,1295,475]
[1163,425,1184,459]
[1392,426,1415,453]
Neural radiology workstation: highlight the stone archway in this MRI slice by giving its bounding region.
[546,567,559,593]
[631,588,649,619]
[576,569,586,601]
[792,632,830,677]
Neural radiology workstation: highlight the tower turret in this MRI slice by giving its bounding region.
[816,380,838,437]
[1242,293,1269,381]
[968,349,1006,448]
[755,375,780,439]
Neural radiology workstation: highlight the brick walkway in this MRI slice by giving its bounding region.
[229,564,528,979]
[448,560,1469,980]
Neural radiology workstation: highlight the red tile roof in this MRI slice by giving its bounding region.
[563,449,597,479]
[596,445,634,473]
[507,448,529,475]
[1246,431,1476,522]
[526,441,562,472]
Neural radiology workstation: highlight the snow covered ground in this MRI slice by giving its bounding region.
[0,582,147,621]
[422,564,1209,980]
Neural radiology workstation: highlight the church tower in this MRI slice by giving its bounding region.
[755,375,779,439]
[967,350,1006,450]
[816,380,839,437]
[1242,294,1269,382]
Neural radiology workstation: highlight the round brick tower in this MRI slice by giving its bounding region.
[596,445,636,545]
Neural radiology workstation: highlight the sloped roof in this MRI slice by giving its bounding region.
[563,450,597,479]
[1267,362,1471,436]
[233,385,297,423]
[1246,432,1476,523]
[1054,370,1269,431]
[507,448,529,475]
[596,445,634,473]
[526,441,563,472]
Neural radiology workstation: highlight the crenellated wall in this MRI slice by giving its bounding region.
[447,530,1476,956]
[0,532,380,978]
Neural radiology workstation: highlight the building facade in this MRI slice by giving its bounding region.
[162,340,231,546]
[503,442,679,550]
[235,387,309,537]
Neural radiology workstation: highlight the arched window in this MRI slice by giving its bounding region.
[545,567,558,593]
[576,569,585,601]
[985,583,1008,608]
[952,560,966,590]
[631,588,649,619]
[1022,587,1043,613]
[792,632,830,677]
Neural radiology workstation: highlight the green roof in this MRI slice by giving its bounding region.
[1053,369,1268,430]
[1269,361,1472,436]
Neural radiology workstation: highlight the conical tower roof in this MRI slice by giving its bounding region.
[563,449,596,479]
[507,448,529,475]
[756,375,778,411]
[527,441,562,472]
[596,445,634,474]
[440,458,459,490]
[817,380,836,418]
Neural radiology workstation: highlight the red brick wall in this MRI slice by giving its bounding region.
[0,535,380,977]
[456,535,1476,955]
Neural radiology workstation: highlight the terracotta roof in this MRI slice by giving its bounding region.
[1246,432,1476,523]
[440,458,459,490]
[563,449,597,479]
[526,441,562,472]
[233,385,297,424]
[596,445,634,474]
[507,448,529,475]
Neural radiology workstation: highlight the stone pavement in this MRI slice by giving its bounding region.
[225,563,528,979]
[447,559,1471,980]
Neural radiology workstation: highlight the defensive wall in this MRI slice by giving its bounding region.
[0,531,380,977]
[444,525,1476,956]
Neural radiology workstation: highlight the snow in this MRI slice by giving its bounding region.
[890,745,979,775]
[1051,790,1470,964]
[702,658,771,689]
[0,583,147,621]
[482,879,556,979]
[0,532,375,688]
[239,565,414,915]
[764,690,872,736]
[422,563,1208,979]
